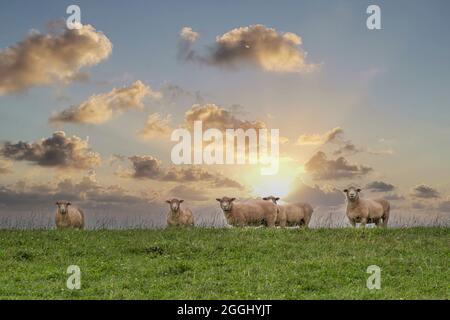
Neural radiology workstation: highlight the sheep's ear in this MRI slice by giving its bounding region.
[275,197,280,201]
[230,198,236,202]
[343,189,348,193]
[55,202,59,205]
[216,198,221,202]
[356,188,362,193]
[179,199,184,203]
[67,202,72,206]
[262,197,268,200]
[166,200,171,204]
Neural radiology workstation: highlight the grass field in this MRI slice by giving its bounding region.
[0,227,448,299]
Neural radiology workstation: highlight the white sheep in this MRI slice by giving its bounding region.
[263,196,313,227]
[55,201,85,230]
[166,198,194,227]
[216,197,278,227]
[343,187,390,228]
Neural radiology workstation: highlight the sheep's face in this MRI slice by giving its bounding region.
[216,197,236,212]
[56,201,71,214]
[262,196,280,204]
[166,199,184,212]
[343,187,361,202]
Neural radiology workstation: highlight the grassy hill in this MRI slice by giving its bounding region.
[0,227,448,299]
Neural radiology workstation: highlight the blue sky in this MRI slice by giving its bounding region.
[0,0,449,214]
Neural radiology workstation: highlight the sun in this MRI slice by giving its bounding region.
[242,162,305,199]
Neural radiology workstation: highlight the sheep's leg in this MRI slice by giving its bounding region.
[360,218,368,228]
[298,219,306,229]
[350,219,356,228]
[374,218,381,228]
[266,217,276,228]
[304,216,311,228]
[381,211,389,227]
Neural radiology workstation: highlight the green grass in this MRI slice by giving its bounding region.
[0,227,448,299]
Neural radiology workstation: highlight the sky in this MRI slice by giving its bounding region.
[1,0,450,219]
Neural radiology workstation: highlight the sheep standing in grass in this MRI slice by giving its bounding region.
[55,201,85,230]
[343,187,390,228]
[166,198,194,227]
[263,196,313,227]
[216,197,277,227]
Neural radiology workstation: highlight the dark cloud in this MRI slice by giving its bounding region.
[0,173,158,211]
[366,181,395,192]
[437,199,450,213]
[178,24,317,73]
[0,24,112,95]
[1,131,100,170]
[304,151,373,180]
[285,181,345,207]
[160,83,204,105]
[128,155,162,179]
[411,184,440,199]
[333,142,362,156]
[124,156,244,190]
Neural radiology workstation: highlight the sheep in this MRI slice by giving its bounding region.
[166,198,194,227]
[343,187,390,228]
[55,201,85,230]
[216,197,278,227]
[263,196,313,227]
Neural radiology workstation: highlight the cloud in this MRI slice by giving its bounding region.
[178,27,200,62]
[1,131,100,170]
[138,113,173,139]
[122,155,244,190]
[297,127,393,157]
[178,24,317,73]
[437,198,450,213]
[0,160,12,174]
[108,154,126,166]
[167,185,209,202]
[162,166,218,182]
[305,151,373,180]
[410,184,440,199]
[367,148,394,156]
[0,172,158,211]
[0,24,112,95]
[128,155,162,179]
[212,177,245,189]
[184,103,266,131]
[297,127,343,146]
[160,83,204,104]
[137,103,267,141]
[384,193,405,201]
[162,167,245,190]
[50,81,160,124]
[180,27,199,43]
[333,142,362,156]
[285,181,345,207]
[366,181,395,192]
[411,201,426,210]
